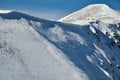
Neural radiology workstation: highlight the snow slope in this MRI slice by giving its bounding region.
[59,4,120,24]
[0,12,86,80]
[0,9,120,80]
[59,4,120,46]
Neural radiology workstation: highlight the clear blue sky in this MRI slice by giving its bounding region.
[0,0,120,20]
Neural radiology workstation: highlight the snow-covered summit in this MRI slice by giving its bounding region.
[84,4,111,9]
[59,4,120,24]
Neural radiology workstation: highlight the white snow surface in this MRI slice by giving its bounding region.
[0,10,13,13]
[0,7,120,80]
[0,18,88,80]
[59,4,120,24]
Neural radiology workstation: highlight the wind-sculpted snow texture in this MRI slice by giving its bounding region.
[0,4,120,80]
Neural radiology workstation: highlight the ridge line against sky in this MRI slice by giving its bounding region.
[0,0,120,20]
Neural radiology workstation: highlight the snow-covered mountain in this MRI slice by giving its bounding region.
[60,4,120,47]
[59,4,120,24]
[0,4,120,80]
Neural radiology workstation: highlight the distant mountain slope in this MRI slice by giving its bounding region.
[59,4,120,24]
[0,7,120,80]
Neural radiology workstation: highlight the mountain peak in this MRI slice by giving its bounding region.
[59,4,120,24]
[85,4,110,9]
[82,4,113,13]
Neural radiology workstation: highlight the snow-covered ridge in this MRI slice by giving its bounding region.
[0,10,13,13]
[59,4,120,24]
[0,7,120,80]
[0,10,52,23]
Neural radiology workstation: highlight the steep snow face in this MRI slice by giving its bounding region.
[0,11,120,80]
[89,21,120,46]
[59,4,120,24]
[0,18,88,80]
